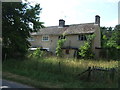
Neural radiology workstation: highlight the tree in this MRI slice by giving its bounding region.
[78,34,95,59]
[114,24,120,45]
[100,25,120,59]
[2,1,44,59]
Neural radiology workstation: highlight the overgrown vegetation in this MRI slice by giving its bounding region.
[28,48,44,59]
[3,57,119,88]
[100,25,120,60]
[56,38,66,57]
[79,34,95,59]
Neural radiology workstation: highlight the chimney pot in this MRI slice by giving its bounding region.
[59,19,65,27]
[95,15,100,26]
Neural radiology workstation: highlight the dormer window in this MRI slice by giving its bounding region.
[42,35,49,41]
[78,35,87,41]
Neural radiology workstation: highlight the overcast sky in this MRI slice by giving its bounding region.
[26,0,119,27]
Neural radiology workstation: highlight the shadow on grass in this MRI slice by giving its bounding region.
[2,57,119,88]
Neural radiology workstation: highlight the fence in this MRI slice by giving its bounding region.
[77,66,117,82]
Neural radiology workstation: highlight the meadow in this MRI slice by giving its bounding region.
[2,56,119,88]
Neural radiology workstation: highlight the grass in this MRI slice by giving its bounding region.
[2,56,119,88]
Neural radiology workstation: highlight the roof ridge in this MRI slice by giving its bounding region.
[68,22,94,26]
[45,22,95,28]
[31,22,98,35]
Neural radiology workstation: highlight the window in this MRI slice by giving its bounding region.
[42,35,49,41]
[58,35,66,39]
[65,49,69,54]
[78,35,87,41]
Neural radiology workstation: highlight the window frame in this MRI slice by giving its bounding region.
[42,35,49,41]
[78,34,87,41]
[58,35,66,39]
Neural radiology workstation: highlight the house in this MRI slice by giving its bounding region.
[29,15,101,58]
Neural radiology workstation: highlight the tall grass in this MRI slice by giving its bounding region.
[3,56,119,88]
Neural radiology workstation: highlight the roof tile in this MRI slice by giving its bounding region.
[31,23,99,35]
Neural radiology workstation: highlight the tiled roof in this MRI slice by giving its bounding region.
[31,23,99,35]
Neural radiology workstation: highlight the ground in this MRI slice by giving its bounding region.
[1,79,34,88]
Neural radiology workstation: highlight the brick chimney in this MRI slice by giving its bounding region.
[59,19,65,27]
[95,15,100,26]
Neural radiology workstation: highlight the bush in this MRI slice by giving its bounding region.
[56,39,66,57]
[29,48,44,58]
[79,42,94,59]
[78,34,95,59]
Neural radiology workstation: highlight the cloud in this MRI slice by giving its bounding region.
[27,0,118,27]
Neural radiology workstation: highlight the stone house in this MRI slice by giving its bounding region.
[29,15,101,58]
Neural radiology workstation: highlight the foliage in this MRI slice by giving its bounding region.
[55,38,66,57]
[86,34,95,41]
[100,25,120,59]
[2,1,44,59]
[3,57,119,88]
[78,34,95,59]
[29,48,44,59]
[79,42,94,58]
[101,25,120,49]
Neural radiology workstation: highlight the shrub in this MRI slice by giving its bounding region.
[56,39,66,57]
[29,48,44,58]
[79,34,95,59]
[79,42,94,59]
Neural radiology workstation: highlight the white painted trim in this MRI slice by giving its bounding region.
[42,35,49,41]
[28,48,37,50]
[43,48,49,51]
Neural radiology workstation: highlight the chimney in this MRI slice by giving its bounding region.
[95,15,100,26]
[59,19,65,27]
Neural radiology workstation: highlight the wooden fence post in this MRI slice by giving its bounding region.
[87,67,92,81]
[110,68,115,81]
[59,61,61,73]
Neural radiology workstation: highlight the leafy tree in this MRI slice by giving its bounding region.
[78,34,95,59]
[101,25,120,59]
[2,1,44,59]
[114,24,120,45]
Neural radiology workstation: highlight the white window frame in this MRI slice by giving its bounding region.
[43,48,49,51]
[28,47,37,51]
[42,35,49,41]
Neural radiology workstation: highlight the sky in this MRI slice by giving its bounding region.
[26,0,119,27]
[118,1,120,24]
